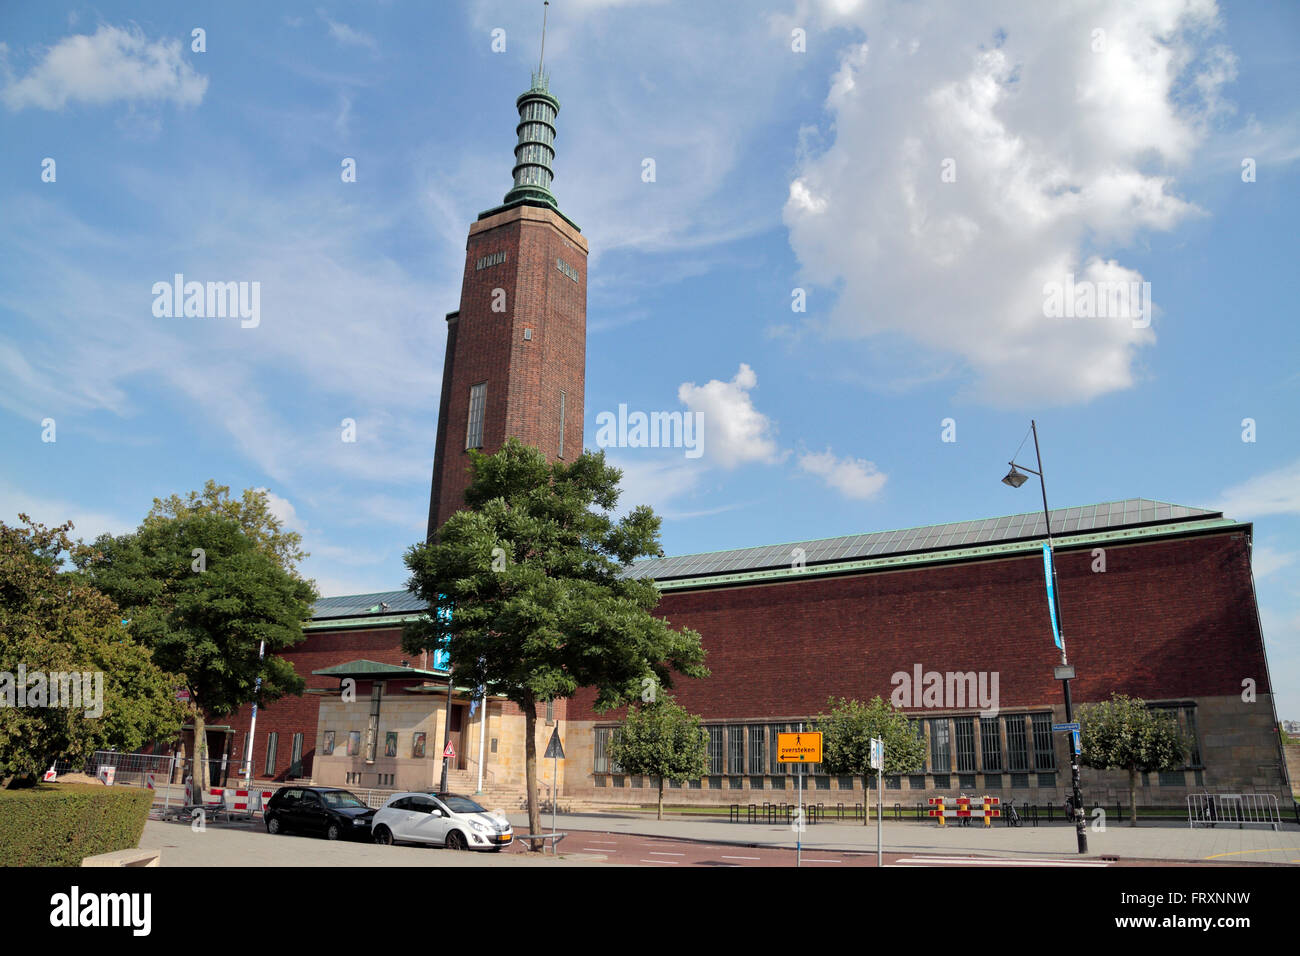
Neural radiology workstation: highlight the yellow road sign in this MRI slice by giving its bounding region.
[777,732,822,763]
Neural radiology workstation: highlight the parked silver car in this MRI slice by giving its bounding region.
[371,791,512,851]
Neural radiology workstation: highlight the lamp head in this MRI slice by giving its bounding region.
[1002,465,1029,489]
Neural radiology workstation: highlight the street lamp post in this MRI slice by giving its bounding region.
[1002,420,1088,855]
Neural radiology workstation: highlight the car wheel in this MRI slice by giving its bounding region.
[266,816,282,835]
[325,822,342,841]
[445,829,467,851]
[373,825,394,846]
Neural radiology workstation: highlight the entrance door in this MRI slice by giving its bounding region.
[450,705,467,770]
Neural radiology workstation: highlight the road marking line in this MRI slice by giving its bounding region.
[894,857,1108,867]
[640,858,679,864]
[722,855,761,860]
[649,851,686,856]
[1203,847,1300,860]
[801,859,841,863]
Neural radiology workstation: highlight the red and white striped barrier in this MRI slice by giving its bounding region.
[929,796,1001,827]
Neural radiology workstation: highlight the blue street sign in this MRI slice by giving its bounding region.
[1042,544,1063,649]
[1053,722,1080,732]
[1072,730,1082,754]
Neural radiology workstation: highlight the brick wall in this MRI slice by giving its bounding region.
[427,204,587,535]
[566,531,1270,722]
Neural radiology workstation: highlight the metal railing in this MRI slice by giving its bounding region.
[1188,792,1281,830]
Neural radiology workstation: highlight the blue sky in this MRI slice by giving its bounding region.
[1,1,1297,717]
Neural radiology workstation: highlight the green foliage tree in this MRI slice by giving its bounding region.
[77,494,316,795]
[403,438,709,844]
[0,516,184,787]
[814,696,927,823]
[144,480,307,574]
[1078,693,1186,826]
[606,695,709,820]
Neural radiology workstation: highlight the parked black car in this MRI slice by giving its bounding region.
[264,786,376,841]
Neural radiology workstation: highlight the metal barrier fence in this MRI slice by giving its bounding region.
[1188,793,1281,831]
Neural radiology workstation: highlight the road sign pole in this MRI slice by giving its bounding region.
[797,722,802,869]
[552,750,557,835]
[876,740,883,867]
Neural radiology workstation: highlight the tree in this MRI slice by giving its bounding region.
[1078,693,1186,827]
[77,496,317,796]
[403,438,709,845]
[144,480,307,574]
[814,696,926,824]
[606,695,709,820]
[0,516,184,787]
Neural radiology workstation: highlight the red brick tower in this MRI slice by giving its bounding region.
[427,65,587,540]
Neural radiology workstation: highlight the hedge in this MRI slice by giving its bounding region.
[0,783,153,866]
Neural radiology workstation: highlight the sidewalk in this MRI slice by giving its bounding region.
[503,811,1300,865]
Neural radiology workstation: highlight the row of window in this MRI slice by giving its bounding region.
[592,706,1201,779]
[593,769,1206,790]
[520,101,556,124]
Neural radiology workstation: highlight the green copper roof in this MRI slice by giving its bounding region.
[480,70,572,223]
[311,659,446,679]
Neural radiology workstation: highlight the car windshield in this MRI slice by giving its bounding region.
[440,795,487,814]
[321,791,366,809]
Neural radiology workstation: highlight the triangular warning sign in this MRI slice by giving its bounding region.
[544,727,565,759]
[443,741,456,759]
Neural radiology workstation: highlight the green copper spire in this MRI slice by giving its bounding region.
[501,71,560,209]
[479,2,578,230]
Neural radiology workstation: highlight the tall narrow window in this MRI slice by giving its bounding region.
[707,726,724,774]
[289,733,303,778]
[466,383,487,449]
[728,727,744,775]
[1005,714,1031,772]
[264,732,278,777]
[558,390,566,459]
[1031,713,1056,770]
[979,717,1002,771]
[955,717,976,772]
[929,718,951,773]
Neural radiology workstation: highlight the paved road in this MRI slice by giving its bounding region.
[501,811,1300,865]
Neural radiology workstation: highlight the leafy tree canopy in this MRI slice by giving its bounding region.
[0,516,185,786]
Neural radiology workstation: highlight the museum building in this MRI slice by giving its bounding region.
[205,64,1290,810]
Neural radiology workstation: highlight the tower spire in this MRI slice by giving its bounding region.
[500,1,560,211]
[538,1,549,77]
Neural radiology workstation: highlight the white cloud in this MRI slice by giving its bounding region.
[798,448,887,500]
[317,10,378,52]
[678,364,785,469]
[0,480,137,542]
[1252,546,1296,580]
[1,25,207,111]
[782,0,1235,406]
[1219,459,1300,518]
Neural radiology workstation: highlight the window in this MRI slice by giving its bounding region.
[264,732,277,777]
[929,718,951,773]
[558,390,566,459]
[747,725,766,775]
[955,717,976,773]
[546,699,554,725]
[707,726,724,775]
[593,727,610,773]
[728,726,744,775]
[979,717,1002,771]
[1031,713,1056,770]
[1005,714,1030,772]
[289,733,303,778]
[466,383,487,449]
[609,728,623,774]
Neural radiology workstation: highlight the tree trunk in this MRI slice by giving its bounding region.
[863,774,871,825]
[192,702,209,802]
[523,697,541,850]
[658,778,664,820]
[1128,767,1138,827]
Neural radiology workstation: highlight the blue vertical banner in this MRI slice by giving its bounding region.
[1042,544,1063,649]
[433,595,452,671]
